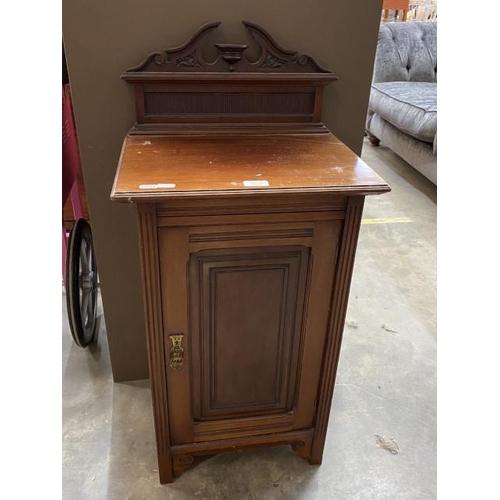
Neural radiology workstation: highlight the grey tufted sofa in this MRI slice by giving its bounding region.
[366,22,437,185]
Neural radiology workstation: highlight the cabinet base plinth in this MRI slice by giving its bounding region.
[167,429,316,480]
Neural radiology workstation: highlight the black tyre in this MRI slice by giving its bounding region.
[65,218,98,347]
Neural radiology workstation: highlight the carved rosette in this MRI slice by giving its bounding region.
[172,454,195,477]
[290,438,313,461]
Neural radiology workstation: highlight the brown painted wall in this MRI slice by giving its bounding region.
[63,1,383,382]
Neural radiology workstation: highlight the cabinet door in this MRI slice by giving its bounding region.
[159,220,342,445]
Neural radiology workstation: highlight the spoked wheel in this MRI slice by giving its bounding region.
[65,218,98,347]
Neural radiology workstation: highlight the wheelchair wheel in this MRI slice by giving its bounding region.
[65,218,98,347]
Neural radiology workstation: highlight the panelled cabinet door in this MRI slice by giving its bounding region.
[159,219,342,445]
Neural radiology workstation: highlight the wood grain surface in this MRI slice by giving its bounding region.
[111,133,390,201]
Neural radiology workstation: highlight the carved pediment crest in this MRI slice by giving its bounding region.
[124,21,334,76]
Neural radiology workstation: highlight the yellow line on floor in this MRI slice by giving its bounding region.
[361,217,412,225]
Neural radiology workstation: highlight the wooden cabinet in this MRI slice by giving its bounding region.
[111,22,390,483]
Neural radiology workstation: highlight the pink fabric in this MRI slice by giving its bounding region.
[62,84,84,281]
[62,85,81,207]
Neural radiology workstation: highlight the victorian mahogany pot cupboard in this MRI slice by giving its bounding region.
[111,21,390,483]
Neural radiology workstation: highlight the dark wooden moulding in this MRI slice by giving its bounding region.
[112,21,390,484]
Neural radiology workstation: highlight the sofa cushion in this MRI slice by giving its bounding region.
[369,82,437,143]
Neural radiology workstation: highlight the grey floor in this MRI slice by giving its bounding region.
[62,138,437,500]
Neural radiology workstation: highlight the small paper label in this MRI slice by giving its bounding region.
[243,180,269,187]
[139,183,176,189]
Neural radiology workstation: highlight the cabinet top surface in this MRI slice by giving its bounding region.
[111,133,390,202]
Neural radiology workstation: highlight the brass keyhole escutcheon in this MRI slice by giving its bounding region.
[169,334,184,370]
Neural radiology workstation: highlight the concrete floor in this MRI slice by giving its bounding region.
[62,138,436,499]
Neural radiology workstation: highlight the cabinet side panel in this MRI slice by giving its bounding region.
[311,196,365,463]
[136,204,173,483]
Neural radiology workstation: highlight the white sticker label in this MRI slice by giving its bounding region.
[243,180,269,187]
[139,183,176,189]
